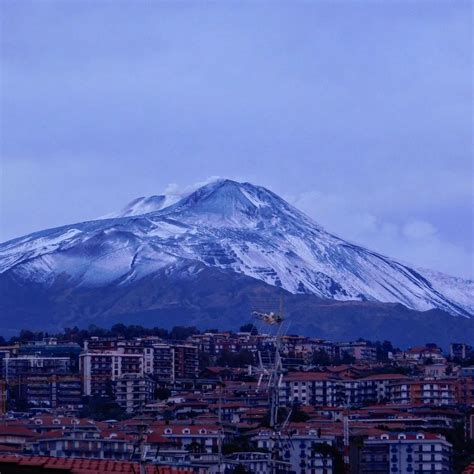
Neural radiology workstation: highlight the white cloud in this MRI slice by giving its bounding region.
[163,175,222,197]
[288,190,473,279]
[402,221,437,240]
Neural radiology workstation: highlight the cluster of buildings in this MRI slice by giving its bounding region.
[0,337,199,414]
[0,331,472,473]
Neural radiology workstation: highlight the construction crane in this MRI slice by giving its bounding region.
[252,298,291,474]
[252,311,284,326]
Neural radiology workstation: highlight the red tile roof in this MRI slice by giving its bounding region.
[150,423,219,436]
[283,372,336,382]
[0,424,36,438]
[407,347,440,354]
[358,373,409,381]
[35,429,65,440]
[0,444,21,453]
[463,461,474,474]
[146,432,175,444]
[370,432,447,441]
[0,455,193,473]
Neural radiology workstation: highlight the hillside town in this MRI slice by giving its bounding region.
[0,324,473,473]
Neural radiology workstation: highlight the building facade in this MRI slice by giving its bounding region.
[361,432,452,473]
[114,374,155,413]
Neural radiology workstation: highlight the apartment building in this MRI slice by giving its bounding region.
[279,372,342,407]
[361,432,452,474]
[114,374,155,413]
[2,356,75,409]
[336,342,377,362]
[18,339,81,372]
[3,356,71,382]
[455,374,474,406]
[173,344,199,380]
[388,380,457,406]
[449,343,472,360]
[252,426,336,474]
[148,423,221,454]
[25,430,135,460]
[22,375,82,409]
[80,350,144,396]
[151,343,174,380]
[396,346,446,365]
[355,374,409,405]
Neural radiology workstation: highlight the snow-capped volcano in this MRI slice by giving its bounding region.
[0,179,472,319]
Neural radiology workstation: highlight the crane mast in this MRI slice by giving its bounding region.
[253,299,288,474]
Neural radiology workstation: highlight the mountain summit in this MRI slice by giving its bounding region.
[0,179,472,337]
[158,179,321,230]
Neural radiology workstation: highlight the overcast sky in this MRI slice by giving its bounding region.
[1,1,472,278]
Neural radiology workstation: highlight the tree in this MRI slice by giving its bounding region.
[290,403,310,422]
[374,340,397,362]
[311,442,345,474]
[232,464,250,474]
[216,350,254,368]
[261,407,288,428]
[222,435,252,455]
[18,330,43,342]
[312,349,331,366]
[156,387,171,400]
[337,352,356,365]
[423,357,434,365]
[80,395,127,421]
[198,352,211,371]
[188,441,204,453]
[169,326,199,340]
[110,323,128,337]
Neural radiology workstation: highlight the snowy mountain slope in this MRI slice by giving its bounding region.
[413,267,473,315]
[103,194,182,218]
[0,179,472,318]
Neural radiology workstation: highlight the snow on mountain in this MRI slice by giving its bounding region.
[414,267,474,315]
[104,194,182,218]
[0,179,472,317]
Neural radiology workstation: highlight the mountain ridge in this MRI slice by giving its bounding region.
[0,179,472,339]
[1,262,472,348]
